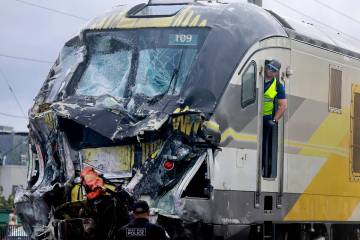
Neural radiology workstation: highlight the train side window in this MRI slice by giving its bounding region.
[329,66,342,113]
[241,61,257,108]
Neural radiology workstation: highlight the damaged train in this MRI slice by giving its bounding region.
[15,0,360,239]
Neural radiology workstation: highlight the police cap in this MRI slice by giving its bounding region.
[133,200,150,214]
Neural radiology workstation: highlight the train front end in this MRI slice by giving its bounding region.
[15,2,286,239]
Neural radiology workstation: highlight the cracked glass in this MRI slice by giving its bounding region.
[73,28,208,100]
[134,47,197,97]
[76,35,132,98]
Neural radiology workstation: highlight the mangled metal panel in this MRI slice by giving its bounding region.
[33,37,86,108]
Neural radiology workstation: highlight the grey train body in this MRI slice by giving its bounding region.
[16,1,360,239]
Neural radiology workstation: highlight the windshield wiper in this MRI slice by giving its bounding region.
[171,49,184,95]
[147,49,185,104]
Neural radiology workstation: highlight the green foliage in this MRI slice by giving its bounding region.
[0,187,14,210]
[0,190,15,225]
[0,195,14,210]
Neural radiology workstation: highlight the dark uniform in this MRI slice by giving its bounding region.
[116,200,169,240]
[117,218,168,240]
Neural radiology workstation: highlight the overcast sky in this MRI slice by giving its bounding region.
[0,0,359,131]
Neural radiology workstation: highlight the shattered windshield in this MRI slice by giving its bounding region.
[76,35,132,97]
[134,47,197,97]
[74,28,208,99]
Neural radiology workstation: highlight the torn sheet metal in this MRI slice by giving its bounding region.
[126,133,204,198]
[51,96,170,142]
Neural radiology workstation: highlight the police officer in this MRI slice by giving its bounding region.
[116,200,169,240]
[262,59,287,178]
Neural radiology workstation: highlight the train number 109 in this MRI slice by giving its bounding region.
[175,34,193,43]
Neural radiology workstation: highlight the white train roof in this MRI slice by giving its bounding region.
[268,10,360,59]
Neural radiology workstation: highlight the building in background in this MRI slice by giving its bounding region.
[0,126,28,210]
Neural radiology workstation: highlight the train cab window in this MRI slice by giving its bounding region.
[241,61,257,108]
[73,29,208,100]
[181,157,211,199]
[329,67,342,113]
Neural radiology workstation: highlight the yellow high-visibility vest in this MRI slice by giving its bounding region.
[263,78,278,116]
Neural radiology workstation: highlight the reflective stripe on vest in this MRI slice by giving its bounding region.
[263,78,278,116]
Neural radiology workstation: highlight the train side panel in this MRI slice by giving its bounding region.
[284,39,360,222]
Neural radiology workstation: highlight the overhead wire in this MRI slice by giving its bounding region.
[13,0,89,21]
[0,53,53,64]
[0,112,27,119]
[271,0,360,43]
[1,141,26,158]
[0,0,85,131]
[0,67,27,118]
[312,0,360,26]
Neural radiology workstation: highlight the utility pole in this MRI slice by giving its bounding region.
[248,0,262,7]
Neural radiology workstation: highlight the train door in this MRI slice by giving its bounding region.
[256,45,290,208]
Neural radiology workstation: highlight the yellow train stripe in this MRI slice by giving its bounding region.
[173,7,191,26]
[181,10,194,26]
[199,19,207,27]
[285,154,360,221]
[304,154,360,197]
[97,16,111,29]
[172,10,186,26]
[134,17,174,28]
[285,194,359,221]
[204,121,220,132]
[286,139,348,157]
[285,108,360,221]
[115,17,136,28]
[339,133,350,148]
[85,6,208,30]
[107,12,125,28]
[221,128,257,142]
[131,145,135,167]
[298,109,350,157]
[220,127,347,157]
[85,6,210,30]
[141,143,146,163]
[102,13,118,28]
[189,15,200,27]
